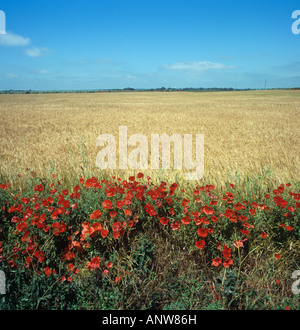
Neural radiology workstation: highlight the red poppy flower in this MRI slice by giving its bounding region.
[249,209,256,216]
[91,222,102,232]
[33,184,44,192]
[274,254,281,260]
[193,189,200,196]
[106,261,113,268]
[197,228,208,238]
[240,228,250,235]
[0,183,10,190]
[181,198,190,207]
[137,172,144,179]
[224,209,233,218]
[201,206,213,215]
[116,200,124,209]
[100,229,108,237]
[181,215,191,225]
[90,209,102,220]
[112,222,123,232]
[148,190,158,200]
[71,203,78,209]
[33,250,45,263]
[144,203,156,216]
[238,215,248,222]
[160,217,169,225]
[171,221,180,230]
[124,208,132,216]
[62,189,69,196]
[66,263,74,272]
[212,257,222,267]
[85,179,94,187]
[109,210,117,217]
[82,226,94,236]
[124,220,131,227]
[33,203,40,211]
[274,196,287,208]
[21,197,30,205]
[113,231,120,239]
[8,260,16,268]
[222,245,231,258]
[65,251,75,261]
[102,199,113,209]
[44,267,51,276]
[169,183,178,195]
[195,240,205,249]
[211,215,218,223]
[261,232,268,238]
[82,221,90,229]
[223,258,233,268]
[73,185,80,192]
[234,202,244,211]
[21,230,30,242]
[16,222,27,232]
[87,257,100,270]
[234,240,243,248]
[41,199,49,207]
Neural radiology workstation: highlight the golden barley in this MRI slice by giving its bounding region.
[0,90,299,189]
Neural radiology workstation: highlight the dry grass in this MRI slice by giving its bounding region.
[0,90,299,189]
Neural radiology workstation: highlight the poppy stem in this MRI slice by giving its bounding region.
[201,249,210,281]
[234,231,242,279]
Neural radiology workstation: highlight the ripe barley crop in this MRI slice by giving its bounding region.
[0,90,299,190]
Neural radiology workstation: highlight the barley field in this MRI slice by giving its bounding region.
[0,90,299,189]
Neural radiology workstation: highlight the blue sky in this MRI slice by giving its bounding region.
[0,0,300,90]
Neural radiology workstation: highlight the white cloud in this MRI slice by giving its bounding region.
[24,46,52,57]
[163,61,236,72]
[36,69,49,74]
[0,31,31,46]
[5,73,19,78]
